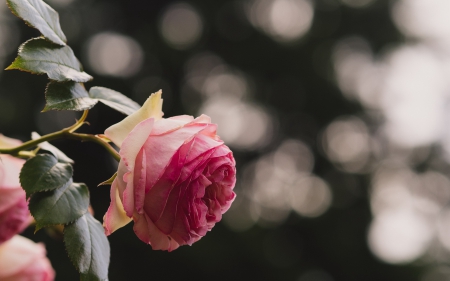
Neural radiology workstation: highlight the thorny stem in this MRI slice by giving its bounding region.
[0,110,121,161]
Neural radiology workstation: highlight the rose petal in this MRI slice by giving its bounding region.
[119,118,155,215]
[133,213,180,251]
[6,256,54,281]
[185,133,222,164]
[105,90,163,147]
[0,197,30,244]
[153,179,186,235]
[103,179,132,235]
[143,137,196,223]
[150,118,196,135]
[142,123,209,188]
[167,237,180,252]
[170,206,191,245]
[192,114,211,124]
[169,115,194,123]
[0,188,24,214]
[181,148,218,184]
[210,144,234,160]
[146,136,219,226]
[220,191,236,214]
[0,236,46,278]
[132,213,150,244]
[0,155,25,188]
[144,214,177,251]
[119,118,155,172]
[132,148,147,215]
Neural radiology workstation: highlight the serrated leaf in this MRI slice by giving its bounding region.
[29,180,89,229]
[6,38,92,82]
[89,87,140,116]
[44,81,98,111]
[32,132,74,163]
[64,213,110,281]
[7,0,67,46]
[20,153,73,197]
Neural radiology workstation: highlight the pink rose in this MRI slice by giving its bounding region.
[0,135,31,244]
[0,235,55,281]
[103,91,236,251]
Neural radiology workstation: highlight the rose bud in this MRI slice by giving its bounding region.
[0,135,32,244]
[0,235,55,281]
[103,91,236,251]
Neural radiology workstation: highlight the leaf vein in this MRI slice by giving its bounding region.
[30,158,57,193]
[48,97,92,106]
[22,59,81,72]
[39,181,71,222]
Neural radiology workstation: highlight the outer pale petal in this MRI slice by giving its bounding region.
[149,118,197,135]
[9,257,55,281]
[0,155,25,188]
[119,118,154,216]
[0,236,46,278]
[105,90,163,147]
[168,115,194,123]
[119,119,155,172]
[0,189,24,214]
[103,180,132,235]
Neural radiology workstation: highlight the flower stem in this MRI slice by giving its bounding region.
[67,109,89,133]
[0,110,121,161]
[68,133,120,161]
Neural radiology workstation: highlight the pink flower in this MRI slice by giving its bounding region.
[0,235,55,281]
[0,135,31,244]
[103,91,236,251]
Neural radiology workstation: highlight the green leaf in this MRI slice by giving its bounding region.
[32,132,74,163]
[89,87,140,116]
[20,153,73,197]
[64,213,110,281]
[7,0,67,46]
[6,38,92,82]
[29,180,89,229]
[43,84,141,113]
[44,81,98,111]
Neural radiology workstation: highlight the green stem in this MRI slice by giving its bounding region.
[0,110,121,161]
[68,133,120,161]
[0,130,71,155]
[67,109,89,133]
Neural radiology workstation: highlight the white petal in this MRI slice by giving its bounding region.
[103,179,132,235]
[105,90,163,147]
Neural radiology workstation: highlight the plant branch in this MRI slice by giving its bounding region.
[68,133,120,161]
[0,110,120,161]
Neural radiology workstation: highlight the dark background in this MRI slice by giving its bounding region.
[1,0,449,280]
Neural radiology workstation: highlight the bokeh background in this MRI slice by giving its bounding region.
[2,0,450,280]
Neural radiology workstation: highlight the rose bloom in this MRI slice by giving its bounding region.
[0,135,31,244]
[0,235,55,281]
[103,91,236,251]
